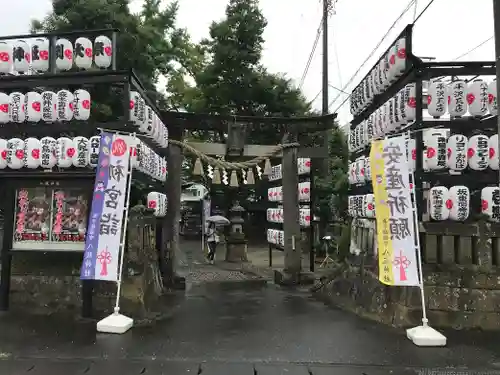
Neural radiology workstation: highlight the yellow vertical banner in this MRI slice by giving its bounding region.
[370,140,394,285]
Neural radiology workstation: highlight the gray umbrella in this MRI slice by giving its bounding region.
[206,215,230,225]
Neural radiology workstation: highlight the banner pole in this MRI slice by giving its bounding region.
[113,134,136,314]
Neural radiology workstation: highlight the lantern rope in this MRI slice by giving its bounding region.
[168,139,299,170]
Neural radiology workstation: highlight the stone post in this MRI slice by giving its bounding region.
[225,201,248,262]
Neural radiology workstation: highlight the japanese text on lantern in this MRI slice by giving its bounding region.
[370,140,394,285]
[15,190,29,236]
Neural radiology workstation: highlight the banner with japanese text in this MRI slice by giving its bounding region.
[370,136,419,286]
[80,132,135,281]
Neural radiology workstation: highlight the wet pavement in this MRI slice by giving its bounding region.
[1,241,500,373]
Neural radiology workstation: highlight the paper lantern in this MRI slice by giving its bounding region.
[356,156,366,183]
[364,157,372,183]
[365,194,375,218]
[276,186,283,202]
[160,158,167,181]
[448,80,467,117]
[358,122,366,147]
[73,89,91,120]
[387,97,398,132]
[144,106,154,135]
[468,134,489,170]
[298,158,311,175]
[24,91,42,123]
[72,136,90,167]
[56,137,75,168]
[40,137,57,169]
[425,134,447,170]
[12,40,30,73]
[405,83,416,122]
[481,187,500,222]
[31,38,49,72]
[379,57,389,89]
[129,91,140,123]
[0,93,9,123]
[57,90,74,121]
[488,80,498,116]
[374,108,383,138]
[429,186,450,221]
[387,44,397,83]
[405,137,416,172]
[0,139,7,169]
[55,38,73,71]
[427,81,447,118]
[89,136,100,168]
[24,138,41,169]
[6,138,25,169]
[41,91,57,123]
[94,35,112,68]
[147,192,161,216]
[394,38,406,76]
[489,134,499,170]
[446,134,468,171]
[0,41,12,73]
[299,208,311,227]
[74,37,93,69]
[9,92,25,123]
[467,79,489,117]
[449,186,469,221]
[298,181,310,202]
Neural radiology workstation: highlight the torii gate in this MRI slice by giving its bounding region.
[160,111,335,285]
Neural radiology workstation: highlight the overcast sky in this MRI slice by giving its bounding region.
[1,0,495,125]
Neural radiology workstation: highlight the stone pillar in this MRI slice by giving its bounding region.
[163,130,184,288]
[225,201,248,262]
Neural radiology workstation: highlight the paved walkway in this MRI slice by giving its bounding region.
[1,240,500,374]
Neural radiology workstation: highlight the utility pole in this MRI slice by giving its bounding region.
[494,0,500,187]
[322,0,330,115]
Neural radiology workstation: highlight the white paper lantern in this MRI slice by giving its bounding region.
[0,139,7,169]
[24,91,42,123]
[394,38,406,76]
[136,97,146,128]
[94,35,112,68]
[73,89,91,121]
[0,41,12,73]
[160,158,167,181]
[429,186,450,221]
[427,81,447,118]
[55,38,73,71]
[89,136,100,168]
[488,80,498,116]
[365,194,375,218]
[74,37,93,69]
[298,182,310,202]
[489,134,499,170]
[449,186,469,221]
[56,137,75,168]
[448,80,467,117]
[24,137,41,169]
[9,92,25,123]
[299,208,311,227]
[57,90,74,121]
[129,91,140,123]
[40,91,57,123]
[387,98,397,133]
[0,93,9,123]
[405,83,416,122]
[31,38,49,72]
[468,134,489,170]
[467,79,489,117]
[72,136,90,167]
[446,134,468,171]
[6,138,25,169]
[387,44,397,83]
[405,137,416,172]
[425,134,447,170]
[147,192,161,216]
[12,40,30,73]
[40,136,57,169]
[481,187,500,222]
[356,156,366,183]
[144,106,154,135]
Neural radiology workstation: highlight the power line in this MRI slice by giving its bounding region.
[298,18,323,90]
[452,35,494,60]
[413,0,435,24]
[327,0,416,110]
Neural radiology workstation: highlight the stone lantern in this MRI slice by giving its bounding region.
[225,200,248,262]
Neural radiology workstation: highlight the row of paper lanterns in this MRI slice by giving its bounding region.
[350,37,407,116]
[0,35,113,74]
[268,181,311,202]
[428,186,471,222]
[348,80,498,153]
[129,91,169,149]
[0,90,91,123]
[0,136,166,181]
[349,133,499,185]
[267,229,284,246]
[348,195,375,218]
[266,207,311,227]
[146,192,168,217]
[268,158,311,182]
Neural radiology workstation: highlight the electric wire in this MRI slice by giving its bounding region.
[298,18,323,90]
[413,0,435,24]
[327,0,416,111]
[452,35,494,61]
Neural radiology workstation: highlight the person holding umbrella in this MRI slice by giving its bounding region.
[206,222,219,264]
